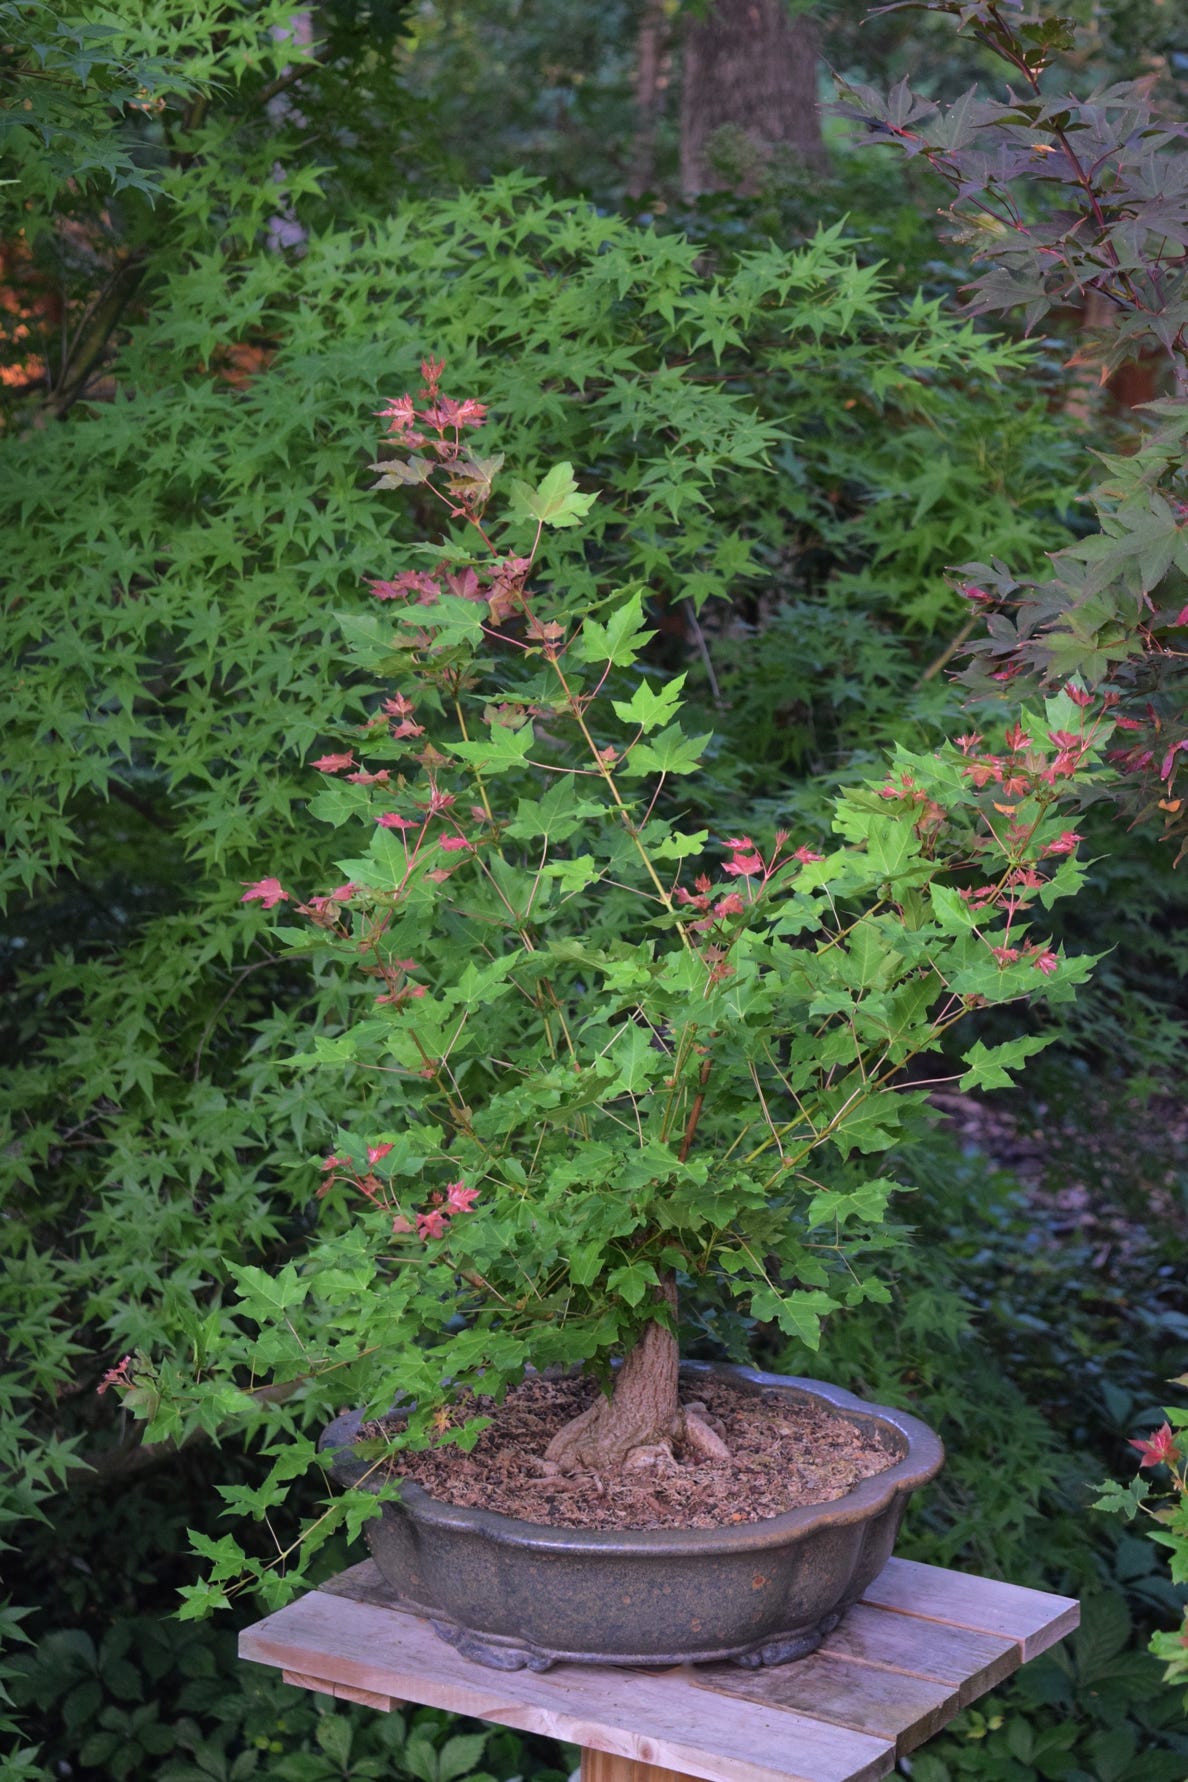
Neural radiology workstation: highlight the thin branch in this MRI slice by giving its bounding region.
[677,1056,713,1163]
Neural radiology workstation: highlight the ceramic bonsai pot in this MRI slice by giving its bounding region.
[320,1362,943,1672]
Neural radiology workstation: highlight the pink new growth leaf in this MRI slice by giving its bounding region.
[424,397,487,431]
[368,572,442,603]
[1042,832,1083,857]
[311,752,355,773]
[97,1355,133,1397]
[376,394,416,433]
[446,1181,479,1213]
[1130,1424,1180,1469]
[417,1208,449,1241]
[241,877,289,909]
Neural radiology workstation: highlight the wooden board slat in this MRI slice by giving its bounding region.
[819,1604,1019,1701]
[240,1584,895,1782]
[282,1668,397,1711]
[859,1559,1080,1660]
[691,1651,953,1753]
[689,1602,1021,1754]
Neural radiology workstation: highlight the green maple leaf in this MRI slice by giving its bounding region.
[619,722,709,777]
[612,672,686,733]
[576,589,655,666]
[506,461,598,528]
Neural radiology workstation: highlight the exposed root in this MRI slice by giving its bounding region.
[542,1395,662,1474]
[540,1398,606,1472]
[680,1404,731,1463]
[527,1458,605,1493]
[543,1397,732,1475]
[542,1290,732,1477]
[622,1442,678,1472]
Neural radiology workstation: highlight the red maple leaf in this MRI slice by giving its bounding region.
[1130,1423,1179,1469]
[241,877,288,909]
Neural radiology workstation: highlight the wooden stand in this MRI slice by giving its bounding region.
[240,1558,1078,1782]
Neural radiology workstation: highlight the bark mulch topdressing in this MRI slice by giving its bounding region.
[367,1374,898,1532]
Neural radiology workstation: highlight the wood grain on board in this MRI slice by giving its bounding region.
[580,1750,726,1782]
[859,1558,1080,1661]
[689,1598,1024,1755]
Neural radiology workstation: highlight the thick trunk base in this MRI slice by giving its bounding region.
[542,1286,730,1476]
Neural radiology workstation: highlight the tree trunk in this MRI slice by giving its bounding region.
[626,0,673,199]
[679,0,826,198]
[543,1276,730,1474]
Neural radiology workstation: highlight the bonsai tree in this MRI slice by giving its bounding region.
[114,361,1106,1610]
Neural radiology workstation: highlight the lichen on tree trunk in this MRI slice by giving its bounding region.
[542,1275,730,1475]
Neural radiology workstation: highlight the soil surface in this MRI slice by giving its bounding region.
[368,1374,898,1531]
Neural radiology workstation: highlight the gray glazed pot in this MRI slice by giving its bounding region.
[319,1362,943,1673]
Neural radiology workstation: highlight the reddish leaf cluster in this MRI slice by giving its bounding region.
[673,834,824,983]
[97,1354,134,1397]
[320,1147,480,1247]
[368,363,547,637]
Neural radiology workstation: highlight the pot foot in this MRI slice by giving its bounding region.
[730,1609,844,1669]
[430,1619,554,1673]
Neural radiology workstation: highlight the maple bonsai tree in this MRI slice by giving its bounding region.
[112,362,1106,1607]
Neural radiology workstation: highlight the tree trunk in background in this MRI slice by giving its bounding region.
[626,0,674,198]
[679,0,826,197]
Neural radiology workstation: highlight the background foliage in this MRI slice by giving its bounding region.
[2,2,1185,1779]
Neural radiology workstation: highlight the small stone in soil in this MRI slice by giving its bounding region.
[365,1375,899,1532]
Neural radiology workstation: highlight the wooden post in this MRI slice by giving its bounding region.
[582,1754,703,1782]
